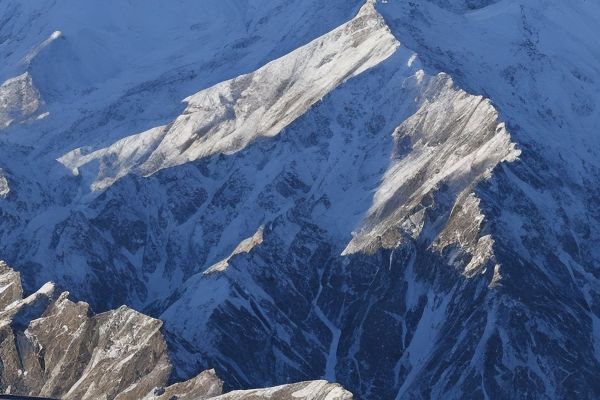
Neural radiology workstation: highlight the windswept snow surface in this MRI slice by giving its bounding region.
[1,0,600,399]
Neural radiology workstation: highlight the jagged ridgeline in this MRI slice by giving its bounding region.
[0,262,352,399]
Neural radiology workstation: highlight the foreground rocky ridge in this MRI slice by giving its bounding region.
[0,262,352,399]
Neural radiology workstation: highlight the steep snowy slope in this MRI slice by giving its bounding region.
[0,0,362,303]
[0,0,599,399]
[372,1,600,398]
[58,2,399,190]
[0,0,363,158]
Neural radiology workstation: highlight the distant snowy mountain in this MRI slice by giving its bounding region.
[1,0,599,399]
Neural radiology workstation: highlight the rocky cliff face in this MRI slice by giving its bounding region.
[0,0,599,399]
[0,261,210,399]
[0,261,351,399]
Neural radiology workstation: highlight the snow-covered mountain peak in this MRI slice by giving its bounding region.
[342,73,519,257]
[57,2,399,191]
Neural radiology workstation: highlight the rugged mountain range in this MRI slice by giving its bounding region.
[0,261,351,399]
[0,0,599,399]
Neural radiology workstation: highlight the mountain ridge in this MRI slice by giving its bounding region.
[0,261,352,400]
